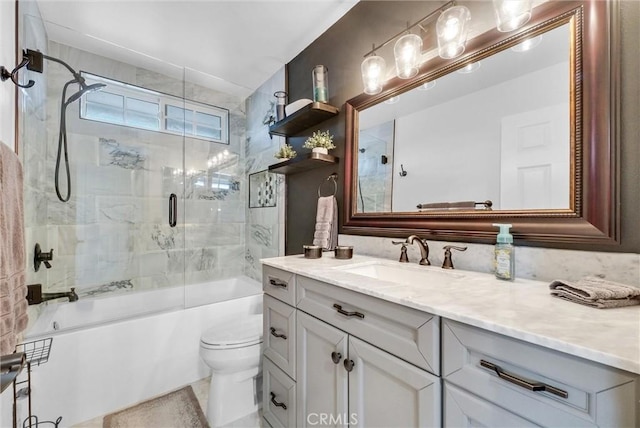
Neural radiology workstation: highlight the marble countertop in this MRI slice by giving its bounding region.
[261,254,640,375]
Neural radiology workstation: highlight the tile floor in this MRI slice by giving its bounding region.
[72,377,263,428]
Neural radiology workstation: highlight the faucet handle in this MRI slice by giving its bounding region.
[442,245,467,269]
[392,241,409,263]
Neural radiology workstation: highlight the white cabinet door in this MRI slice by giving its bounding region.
[296,311,349,427]
[348,336,441,428]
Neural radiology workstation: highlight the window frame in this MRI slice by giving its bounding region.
[79,72,230,145]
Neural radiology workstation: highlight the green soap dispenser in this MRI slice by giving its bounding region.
[493,223,515,281]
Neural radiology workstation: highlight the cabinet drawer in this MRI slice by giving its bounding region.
[264,294,296,379]
[444,383,536,427]
[263,357,296,428]
[263,265,296,306]
[297,275,439,374]
[443,320,638,427]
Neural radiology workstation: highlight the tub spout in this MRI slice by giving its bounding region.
[27,284,78,305]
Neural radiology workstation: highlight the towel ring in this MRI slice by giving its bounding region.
[318,173,338,197]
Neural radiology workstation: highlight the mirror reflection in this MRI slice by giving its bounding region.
[356,23,570,214]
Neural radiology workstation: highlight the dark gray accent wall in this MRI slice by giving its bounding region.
[285,1,640,255]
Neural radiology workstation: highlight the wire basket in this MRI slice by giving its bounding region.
[22,416,62,428]
[15,338,53,367]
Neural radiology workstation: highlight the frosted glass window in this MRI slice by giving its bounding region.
[80,72,229,144]
[84,92,125,124]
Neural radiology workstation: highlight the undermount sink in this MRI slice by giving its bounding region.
[334,261,465,286]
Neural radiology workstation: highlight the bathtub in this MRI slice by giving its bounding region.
[4,276,263,427]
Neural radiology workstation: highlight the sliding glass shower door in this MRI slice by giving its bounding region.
[20,14,187,333]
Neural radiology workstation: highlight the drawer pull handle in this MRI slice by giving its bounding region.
[344,359,355,372]
[270,392,287,410]
[269,278,288,288]
[269,327,287,340]
[331,351,342,364]
[333,304,364,319]
[480,360,568,399]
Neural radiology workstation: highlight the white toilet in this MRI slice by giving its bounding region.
[199,313,263,427]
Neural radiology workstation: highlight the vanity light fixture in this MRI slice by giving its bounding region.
[360,1,456,94]
[493,0,533,32]
[436,5,472,59]
[511,35,543,52]
[457,62,481,74]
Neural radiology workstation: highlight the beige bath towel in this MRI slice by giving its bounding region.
[312,196,338,251]
[0,143,28,355]
[549,276,640,309]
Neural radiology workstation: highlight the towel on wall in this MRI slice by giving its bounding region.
[312,196,338,251]
[549,276,640,309]
[0,142,28,356]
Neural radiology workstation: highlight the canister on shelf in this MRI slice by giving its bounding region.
[312,65,329,103]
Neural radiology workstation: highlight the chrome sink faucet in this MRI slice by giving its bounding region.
[407,235,430,266]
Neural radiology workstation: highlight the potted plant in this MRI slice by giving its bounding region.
[303,130,335,155]
[274,144,297,161]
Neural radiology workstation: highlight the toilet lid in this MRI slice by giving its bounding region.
[200,314,263,348]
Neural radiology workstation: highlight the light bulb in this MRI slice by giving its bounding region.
[394,34,422,79]
[493,0,532,32]
[361,55,386,95]
[437,6,471,60]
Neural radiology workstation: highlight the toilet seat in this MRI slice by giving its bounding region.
[200,313,263,349]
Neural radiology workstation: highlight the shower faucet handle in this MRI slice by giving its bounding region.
[34,243,54,272]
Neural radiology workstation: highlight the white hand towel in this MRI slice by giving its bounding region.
[312,196,337,250]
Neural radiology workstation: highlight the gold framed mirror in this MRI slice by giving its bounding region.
[343,0,619,246]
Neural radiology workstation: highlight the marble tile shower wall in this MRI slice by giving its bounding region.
[26,41,247,296]
[244,67,286,281]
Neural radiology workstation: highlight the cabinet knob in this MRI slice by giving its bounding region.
[343,359,355,372]
[331,351,342,364]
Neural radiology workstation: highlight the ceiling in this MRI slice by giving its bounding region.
[35,0,359,98]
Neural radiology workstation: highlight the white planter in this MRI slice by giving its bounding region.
[312,147,329,155]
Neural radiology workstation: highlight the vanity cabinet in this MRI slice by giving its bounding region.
[443,320,638,427]
[262,262,639,427]
[296,307,441,427]
[262,266,441,427]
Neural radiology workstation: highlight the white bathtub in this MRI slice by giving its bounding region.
[25,276,262,338]
[3,276,263,427]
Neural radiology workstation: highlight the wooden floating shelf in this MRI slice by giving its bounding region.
[269,102,339,137]
[269,152,339,175]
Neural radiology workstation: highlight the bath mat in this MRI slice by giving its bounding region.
[103,385,209,428]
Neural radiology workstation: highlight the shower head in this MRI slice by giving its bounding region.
[65,82,106,105]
